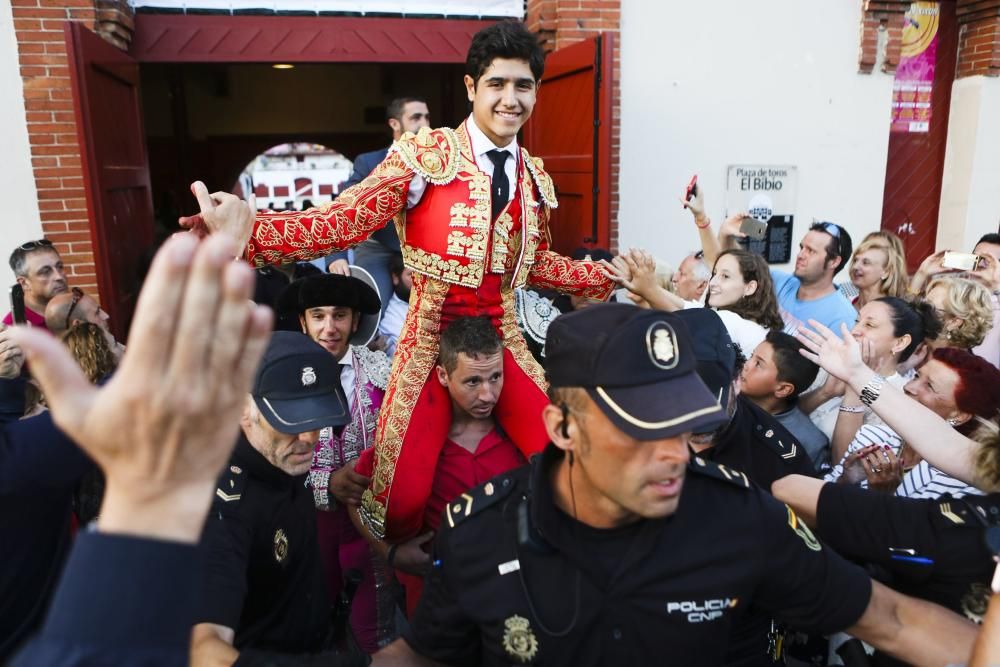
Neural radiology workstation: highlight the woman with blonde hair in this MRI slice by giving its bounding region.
[847,237,908,310]
[60,322,118,384]
[924,276,993,351]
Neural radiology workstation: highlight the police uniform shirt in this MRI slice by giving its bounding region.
[403,445,872,667]
[817,483,997,626]
[198,436,330,652]
[701,396,817,490]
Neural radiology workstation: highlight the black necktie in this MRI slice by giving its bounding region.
[486,149,510,222]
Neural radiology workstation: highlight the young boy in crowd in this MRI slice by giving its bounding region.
[740,331,831,471]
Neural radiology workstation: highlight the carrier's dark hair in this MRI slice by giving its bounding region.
[764,331,819,399]
[712,250,784,331]
[439,317,502,373]
[976,233,1000,248]
[874,296,941,362]
[465,21,545,85]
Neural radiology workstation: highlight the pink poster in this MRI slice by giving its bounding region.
[891,2,940,133]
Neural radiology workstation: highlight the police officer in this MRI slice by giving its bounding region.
[371,304,976,666]
[192,331,352,663]
[674,307,817,488]
[776,473,1000,666]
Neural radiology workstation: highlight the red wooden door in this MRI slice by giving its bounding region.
[66,22,154,340]
[880,1,958,272]
[522,35,613,255]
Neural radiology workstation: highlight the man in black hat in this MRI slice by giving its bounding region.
[191,331,351,663]
[278,271,396,653]
[372,303,975,666]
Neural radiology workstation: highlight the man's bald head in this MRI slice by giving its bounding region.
[45,290,110,337]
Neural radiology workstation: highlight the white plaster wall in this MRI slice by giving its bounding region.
[618,0,895,271]
[938,76,1000,252]
[0,1,41,291]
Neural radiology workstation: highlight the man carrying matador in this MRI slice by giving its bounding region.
[183,21,616,543]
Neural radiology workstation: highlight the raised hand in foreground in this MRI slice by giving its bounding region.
[7,232,273,543]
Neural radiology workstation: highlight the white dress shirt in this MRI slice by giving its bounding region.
[338,347,357,412]
[403,114,519,209]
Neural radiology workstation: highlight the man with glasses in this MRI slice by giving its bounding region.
[733,222,857,336]
[4,240,68,330]
[43,287,124,359]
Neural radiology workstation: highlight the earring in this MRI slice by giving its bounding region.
[947,417,959,426]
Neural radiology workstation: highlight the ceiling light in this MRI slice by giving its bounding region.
[272,64,294,70]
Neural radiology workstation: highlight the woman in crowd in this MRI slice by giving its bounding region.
[773,422,1000,667]
[60,322,119,525]
[846,236,908,311]
[603,247,783,355]
[924,275,993,351]
[824,346,1000,499]
[801,297,940,454]
[797,316,1000,494]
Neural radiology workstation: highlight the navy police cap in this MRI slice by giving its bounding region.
[252,331,350,434]
[545,303,726,440]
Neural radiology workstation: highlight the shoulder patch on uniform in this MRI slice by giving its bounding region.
[521,148,558,209]
[689,456,751,489]
[444,474,518,530]
[390,126,459,185]
[756,428,802,464]
[214,466,247,508]
[352,345,392,390]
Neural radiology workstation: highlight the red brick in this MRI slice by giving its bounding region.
[60,177,84,189]
[40,210,85,221]
[59,156,81,167]
[13,7,68,19]
[28,133,55,146]
[29,122,76,134]
[14,19,44,31]
[46,231,91,244]
[22,76,71,90]
[64,199,87,210]
[20,66,47,77]
[12,0,41,6]
[37,199,63,211]
[18,42,45,54]
[31,156,57,168]
[25,111,53,123]
[30,144,79,156]
[19,54,68,66]
[37,187,86,200]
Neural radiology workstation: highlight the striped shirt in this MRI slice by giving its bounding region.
[824,423,982,499]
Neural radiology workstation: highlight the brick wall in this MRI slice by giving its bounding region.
[11,0,133,301]
[527,0,621,252]
[956,0,1000,77]
[859,0,909,73]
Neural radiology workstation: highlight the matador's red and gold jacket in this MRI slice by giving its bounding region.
[245,123,614,300]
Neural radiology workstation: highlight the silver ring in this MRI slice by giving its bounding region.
[871,466,882,474]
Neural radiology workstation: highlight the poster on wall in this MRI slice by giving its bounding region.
[890,2,940,133]
[725,165,798,264]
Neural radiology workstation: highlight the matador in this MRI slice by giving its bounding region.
[196,22,615,541]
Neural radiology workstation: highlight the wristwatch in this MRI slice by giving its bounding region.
[859,374,885,408]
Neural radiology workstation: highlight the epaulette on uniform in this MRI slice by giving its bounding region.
[390,126,460,185]
[755,426,803,465]
[937,496,1000,527]
[443,474,518,530]
[689,456,751,489]
[213,464,247,514]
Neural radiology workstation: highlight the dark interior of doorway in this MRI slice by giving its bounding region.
[139,61,468,235]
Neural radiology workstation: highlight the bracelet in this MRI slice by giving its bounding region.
[838,404,865,414]
[859,374,885,408]
[386,544,398,567]
[695,216,711,229]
